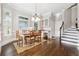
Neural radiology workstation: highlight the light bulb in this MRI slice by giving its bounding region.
[31,17,35,21]
[35,17,40,22]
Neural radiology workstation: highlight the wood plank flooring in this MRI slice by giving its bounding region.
[1,39,78,56]
[1,43,17,56]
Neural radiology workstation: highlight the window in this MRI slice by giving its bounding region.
[34,22,38,31]
[3,8,12,36]
[19,21,28,30]
[44,19,49,27]
[19,16,28,30]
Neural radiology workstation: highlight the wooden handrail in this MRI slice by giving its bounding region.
[59,21,64,46]
[60,21,64,29]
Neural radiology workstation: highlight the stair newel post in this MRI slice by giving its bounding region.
[59,21,64,47]
[60,28,61,46]
[63,22,64,33]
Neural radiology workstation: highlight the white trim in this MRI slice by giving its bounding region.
[1,38,16,46]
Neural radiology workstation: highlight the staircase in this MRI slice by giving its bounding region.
[61,27,79,47]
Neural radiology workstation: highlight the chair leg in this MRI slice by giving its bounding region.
[22,40,23,47]
[17,40,19,45]
[17,41,18,45]
[18,41,20,47]
[40,37,41,42]
[24,36,27,44]
[38,37,41,42]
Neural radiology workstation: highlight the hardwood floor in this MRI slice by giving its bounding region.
[0,47,1,55]
[1,39,78,56]
[1,43,18,56]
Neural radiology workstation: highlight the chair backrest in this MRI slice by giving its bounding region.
[38,30,41,36]
[30,30,34,36]
[16,30,20,39]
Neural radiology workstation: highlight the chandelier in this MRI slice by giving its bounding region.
[31,4,40,22]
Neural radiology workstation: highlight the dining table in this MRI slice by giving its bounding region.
[21,30,41,47]
[21,33,30,47]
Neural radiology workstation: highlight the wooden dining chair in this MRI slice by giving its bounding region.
[29,31,35,44]
[25,30,35,44]
[36,30,42,42]
[16,30,23,47]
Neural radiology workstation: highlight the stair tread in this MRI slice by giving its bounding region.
[64,28,77,31]
[61,27,79,47]
[64,31,78,33]
[61,35,78,39]
[62,34,78,37]
[61,40,79,47]
[61,38,78,43]
[64,30,78,32]
[67,29,77,31]
[61,37,78,40]
[63,33,78,36]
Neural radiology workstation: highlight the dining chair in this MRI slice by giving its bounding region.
[25,30,35,44]
[16,30,23,47]
[36,30,42,42]
[29,31,35,44]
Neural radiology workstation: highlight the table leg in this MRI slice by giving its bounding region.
[22,35,25,47]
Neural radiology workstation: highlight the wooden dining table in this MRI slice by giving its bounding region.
[22,30,41,46]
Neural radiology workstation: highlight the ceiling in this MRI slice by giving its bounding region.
[7,3,74,16]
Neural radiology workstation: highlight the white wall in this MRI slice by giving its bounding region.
[43,12,50,28]
[55,14,63,37]
[0,4,1,48]
[1,4,30,46]
[49,12,56,37]
[54,5,77,47]
[64,8,72,29]
[42,12,56,38]
[71,6,77,27]
[63,5,77,29]
[77,4,79,28]
[0,4,1,42]
[2,4,16,46]
[55,5,77,38]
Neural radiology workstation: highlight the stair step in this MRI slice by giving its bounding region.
[65,29,78,31]
[61,27,79,47]
[63,32,78,36]
[64,28,77,32]
[63,33,78,37]
[61,35,78,40]
[64,31,78,34]
[61,38,78,43]
[68,27,76,29]
[61,40,79,47]
[65,28,77,31]
[67,29,77,31]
